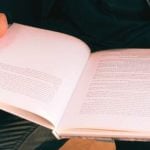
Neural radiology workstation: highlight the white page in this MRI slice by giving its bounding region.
[58,49,150,133]
[0,23,90,126]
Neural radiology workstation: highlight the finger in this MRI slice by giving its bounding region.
[0,13,8,37]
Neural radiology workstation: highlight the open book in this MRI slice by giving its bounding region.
[1,23,150,141]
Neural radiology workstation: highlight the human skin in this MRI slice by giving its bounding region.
[0,13,8,37]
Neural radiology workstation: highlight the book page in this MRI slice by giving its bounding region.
[0,23,90,126]
[58,49,150,134]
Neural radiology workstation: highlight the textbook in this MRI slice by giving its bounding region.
[1,23,150,141]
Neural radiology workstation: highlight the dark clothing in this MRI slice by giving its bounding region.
[44,0,150,50]
[0,111,67,150]
[0,0,43,25]
[1,0,150,50]
[1,0,150,149]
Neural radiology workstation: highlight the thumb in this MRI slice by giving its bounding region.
[0,13,8,37]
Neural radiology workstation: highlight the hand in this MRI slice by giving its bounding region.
[0,13,8,37]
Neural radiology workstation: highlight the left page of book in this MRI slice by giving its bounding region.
[0,23,90,128]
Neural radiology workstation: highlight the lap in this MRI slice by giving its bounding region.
[0,111,56,150]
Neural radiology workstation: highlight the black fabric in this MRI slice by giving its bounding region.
[116,141,150,150]
[0,0,43,26]
[1,0,150,50]
[0,111,57,150]
[40,0,150,50]
[36,139,68,150]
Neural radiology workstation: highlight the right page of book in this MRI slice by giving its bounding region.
[58,49,150,134]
